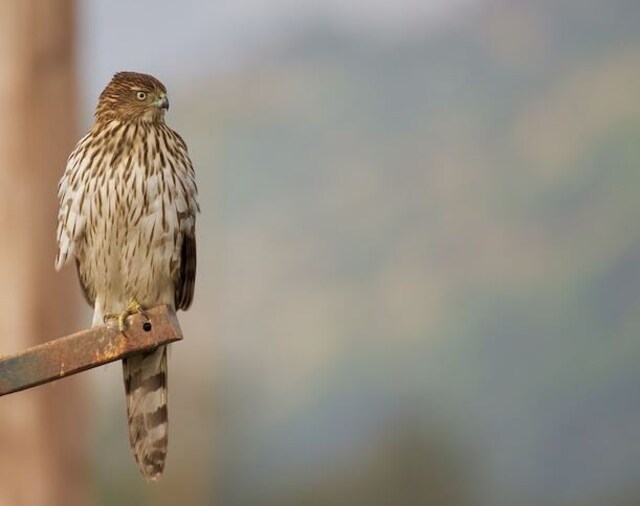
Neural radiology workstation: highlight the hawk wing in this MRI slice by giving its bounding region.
[175,233,196,310]
[76,258,95,306]
[56,133,94,307]
[171,128,198,311]
[55,132,95,306]
[55,134,90,272]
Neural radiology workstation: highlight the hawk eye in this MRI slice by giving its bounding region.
[136,91,147,101]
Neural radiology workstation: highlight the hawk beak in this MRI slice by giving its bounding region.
[156,95,169,110]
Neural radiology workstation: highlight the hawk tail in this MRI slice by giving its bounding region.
[122,345,169,480]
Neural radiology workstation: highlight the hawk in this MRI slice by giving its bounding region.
[55,72,199,480]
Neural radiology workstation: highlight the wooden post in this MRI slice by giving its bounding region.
[0,1,84,505]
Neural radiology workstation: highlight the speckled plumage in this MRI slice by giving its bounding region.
[55,71,198,480]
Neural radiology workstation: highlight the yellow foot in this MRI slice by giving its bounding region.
[103,299,148,331]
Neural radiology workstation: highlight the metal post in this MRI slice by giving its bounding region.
[0,305,184,397]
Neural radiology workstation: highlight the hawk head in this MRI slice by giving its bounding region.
[95,71,169,123]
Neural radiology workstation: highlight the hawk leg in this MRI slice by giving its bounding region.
[104,299,149,331]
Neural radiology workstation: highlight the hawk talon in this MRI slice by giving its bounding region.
[103,299,147,332]
[128,300,149,321]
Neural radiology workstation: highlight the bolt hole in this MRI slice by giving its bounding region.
[143,322,152,332]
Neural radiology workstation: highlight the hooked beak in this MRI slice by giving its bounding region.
[156,94,169,110]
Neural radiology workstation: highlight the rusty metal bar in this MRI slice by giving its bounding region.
[0,305,182,397]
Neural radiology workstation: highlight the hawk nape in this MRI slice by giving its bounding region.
[55,71,199,480]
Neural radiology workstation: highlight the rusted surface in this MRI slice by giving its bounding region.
[0,305,182,397]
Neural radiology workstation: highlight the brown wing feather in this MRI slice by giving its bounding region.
[175,234,196,310]
[75,258,95,306]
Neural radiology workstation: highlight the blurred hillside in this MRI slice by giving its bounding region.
[89,0,640,505]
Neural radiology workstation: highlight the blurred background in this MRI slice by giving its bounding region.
[1,0,640,504]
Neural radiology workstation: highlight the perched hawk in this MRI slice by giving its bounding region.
[55,72,199,480]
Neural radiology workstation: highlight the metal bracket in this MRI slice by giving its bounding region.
[0,305,183,397]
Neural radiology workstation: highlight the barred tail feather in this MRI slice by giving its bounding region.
[122,345,169,480]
